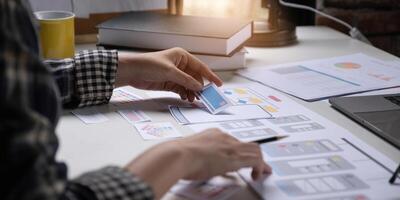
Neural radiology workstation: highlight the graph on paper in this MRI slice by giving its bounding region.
[334,62,361,69]
[223,87,281,113]
[238,53,400,101]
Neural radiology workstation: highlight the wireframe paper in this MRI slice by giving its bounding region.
[169,104,272,125]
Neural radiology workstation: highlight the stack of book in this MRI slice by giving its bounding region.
[97,11,252,71]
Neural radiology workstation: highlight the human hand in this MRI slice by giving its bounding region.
[116,48,223,102]
[125,129,271,199]
[179,129,272,180]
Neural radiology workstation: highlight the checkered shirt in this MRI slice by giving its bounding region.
[0,0,154,199]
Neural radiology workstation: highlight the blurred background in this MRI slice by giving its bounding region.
[29,0,400,56]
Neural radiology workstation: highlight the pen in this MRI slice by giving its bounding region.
[389,163,400,184]
[253,135,289,144]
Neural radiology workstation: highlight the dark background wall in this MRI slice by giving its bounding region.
[280,0,400,57]
[316,0,400,56]
[286,0,316,26]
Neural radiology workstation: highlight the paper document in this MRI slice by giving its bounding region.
[111,87,154,124]
[238,53,400,101]
[118,109,151,124]
[146,90,180,99]
[349,87,400,97]
[239,133,400,200]
[134,122,182,140]
[110,87,143,107]
[169,104,272,125]
[187,82,399,200]
[72,107,108,124]
[170,176,241,200]
[72,87,147,125]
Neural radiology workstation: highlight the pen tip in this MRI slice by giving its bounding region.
[277,135,289,139]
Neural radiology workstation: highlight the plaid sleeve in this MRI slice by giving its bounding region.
[46,50,118,108]
[45,58,75,105]
[72,167,154,200]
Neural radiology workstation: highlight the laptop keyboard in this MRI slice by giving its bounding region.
[385,96,400,106]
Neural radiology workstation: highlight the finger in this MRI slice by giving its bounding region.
[185,53,223,86]
[188,92,196,102]
[194,73,204,86]
[174,85,187,100]
[252,162,272,180]
[227,153,260,173]
[238,145,271,180]
[202,67,223,87]
[179,91,188,100]
[172,85,188,100]
[263,162,273,174]
[192,75,203,101]
[251,163,266,180]
[229,143,264,169]
[164,82,186,98]
[167,66,203,91]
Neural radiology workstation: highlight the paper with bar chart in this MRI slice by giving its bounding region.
[238,53,400,101]
[187,82,399,199]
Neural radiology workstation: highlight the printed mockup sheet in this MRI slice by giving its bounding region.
[134,122,182,140]
[238,53,400,101]
[169,104,272,125]
[188,82,399,200]
[72,86,152,124]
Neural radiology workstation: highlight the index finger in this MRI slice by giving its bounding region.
[186,52,223,87]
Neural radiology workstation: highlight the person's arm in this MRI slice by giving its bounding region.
[0,15,154,200]
[1,46,268,200]
[47,47,223,109]
[125,129,272,199]
[0,1,156,199]
[2,1,269,200]
[45,50,118,109]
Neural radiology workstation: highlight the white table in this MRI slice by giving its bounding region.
[57,26,400,199]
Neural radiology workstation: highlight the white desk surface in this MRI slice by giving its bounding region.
[58,26,400,199]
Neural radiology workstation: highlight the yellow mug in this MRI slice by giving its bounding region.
[35,11,75,59]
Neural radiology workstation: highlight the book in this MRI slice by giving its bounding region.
[194,49,247,71]
[97,44,247,71]
[97,11,252,56]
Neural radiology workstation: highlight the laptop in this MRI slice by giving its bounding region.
[329,94,400,149]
